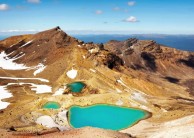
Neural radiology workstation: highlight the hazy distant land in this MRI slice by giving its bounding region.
[1,34,194,52]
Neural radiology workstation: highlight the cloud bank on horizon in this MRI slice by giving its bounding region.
[0,0,194,34]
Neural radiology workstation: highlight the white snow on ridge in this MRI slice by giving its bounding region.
[12,52,25,60]
[0,86,13,110]
[0,50,48,75]
[0,76,49,82]
[33,63,47,76]
[9,40,23,48]
[66,68,77,79]
[20,40,33,48]
[0,51,29,70]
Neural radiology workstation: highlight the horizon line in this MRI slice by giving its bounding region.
[0,30,194,35]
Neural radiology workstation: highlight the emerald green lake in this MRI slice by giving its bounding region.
[67,82,85,93]
[42,102,60,109]
[68,104,149,130]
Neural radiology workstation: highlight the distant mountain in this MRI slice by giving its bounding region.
[72,34,194,52]
[0,27,194,137]
[1,34,194,52]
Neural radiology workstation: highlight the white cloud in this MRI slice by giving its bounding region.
[123,16,139,22]
[128,1,136,6]
[0,4,9,11]
[27,0,41,4]
[95,10,103,14]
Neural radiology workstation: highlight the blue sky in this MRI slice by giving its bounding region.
[0,0,194,34]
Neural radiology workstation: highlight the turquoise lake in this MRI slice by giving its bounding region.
[67,82,85,93]
[42,101,60,109]
[68,104,149,130]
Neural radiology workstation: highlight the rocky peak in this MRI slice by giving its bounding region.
[35,27,64,38]
[124,38,138,48]
[0,27,79,67]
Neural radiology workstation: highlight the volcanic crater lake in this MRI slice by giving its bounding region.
[68,104,149,130]
[67,82,85,93]
[42,101,60,109]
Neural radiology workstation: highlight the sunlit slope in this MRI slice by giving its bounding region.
[0,27,194,137]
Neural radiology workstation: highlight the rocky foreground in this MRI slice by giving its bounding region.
[0,127,132,138]
[0,27,194,138]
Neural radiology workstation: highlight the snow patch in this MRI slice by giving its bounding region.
[0,51,29,70]
[20,40,33,48]
[13,52,25,60]
[53,86,66,96]
[55,110,70,129]
[57,110,68,121]
[0,86,13,110]
[31,84,52,94]
[0,76,49,82]
[10,40,23,48]
[7,51,25,61]
[33,63,46,76]
[66,68,77,79]
[36,115,66,131]
[7,82,51,94]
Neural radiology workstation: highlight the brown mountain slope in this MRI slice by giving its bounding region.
[105,38,194,95]
[0,27,194,137]
[0,35,32,51]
